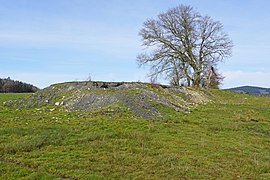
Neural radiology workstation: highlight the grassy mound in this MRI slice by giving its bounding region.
[8,81,211,119]
[0,88,269,179]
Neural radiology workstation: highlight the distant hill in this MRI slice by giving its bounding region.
[0,77,39,93]
[227,86,270,95]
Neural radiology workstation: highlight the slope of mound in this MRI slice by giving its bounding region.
[10,81,211,119]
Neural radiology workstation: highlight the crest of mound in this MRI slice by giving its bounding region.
[20,81,212,119]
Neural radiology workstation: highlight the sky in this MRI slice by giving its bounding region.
[1,0,270,89]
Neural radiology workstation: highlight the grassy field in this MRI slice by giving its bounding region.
[0,91,270,179]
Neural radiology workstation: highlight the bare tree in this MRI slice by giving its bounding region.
[203,66,224,89]
[137,5,233,87]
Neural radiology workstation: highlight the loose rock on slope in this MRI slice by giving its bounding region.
[9,81,212,119]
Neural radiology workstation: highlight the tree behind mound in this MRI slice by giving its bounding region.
[137,5,233,88]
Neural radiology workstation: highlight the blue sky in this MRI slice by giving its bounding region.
[1,0,270,88]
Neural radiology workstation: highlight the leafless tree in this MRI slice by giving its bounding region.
[202,66,224,89]
[137,5,233,87]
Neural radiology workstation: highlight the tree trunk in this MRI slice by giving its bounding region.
[187,78,191,86]
[193,72,201,87]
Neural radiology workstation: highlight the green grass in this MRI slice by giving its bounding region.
[0,90,270,179]
[0,93,32,103]
[0,161,57,179]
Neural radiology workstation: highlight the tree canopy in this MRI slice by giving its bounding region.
[0,78,39,93]
[137,5,233,88]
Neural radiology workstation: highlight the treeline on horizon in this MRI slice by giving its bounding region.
[0,77,39,93]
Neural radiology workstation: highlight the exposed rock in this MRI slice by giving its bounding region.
[7,81,212,119]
